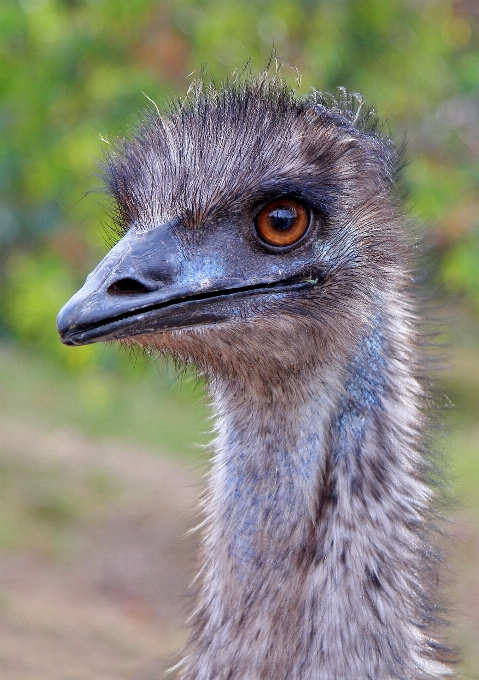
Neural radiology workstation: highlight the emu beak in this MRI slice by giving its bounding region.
[57,222,231,346]
[57,222,316,347]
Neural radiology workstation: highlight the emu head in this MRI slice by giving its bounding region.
[57,79,401,383]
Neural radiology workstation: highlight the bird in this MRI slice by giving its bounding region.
[57,74,452,679]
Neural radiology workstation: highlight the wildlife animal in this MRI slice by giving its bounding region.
[57,75,452,679]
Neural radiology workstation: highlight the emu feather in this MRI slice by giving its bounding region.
[58,76,452,679]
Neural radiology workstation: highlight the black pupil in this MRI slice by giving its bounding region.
[269,207,295,231]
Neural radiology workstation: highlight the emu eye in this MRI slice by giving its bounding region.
[255,199,310,247]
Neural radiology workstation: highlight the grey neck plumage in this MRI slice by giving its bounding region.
[177,314,450,680]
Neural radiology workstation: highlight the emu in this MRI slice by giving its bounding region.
[57,76,451,679]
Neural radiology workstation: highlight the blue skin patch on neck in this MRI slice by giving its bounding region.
[226,450,301,570]
[223,323,386,574]
[333,325,386,458]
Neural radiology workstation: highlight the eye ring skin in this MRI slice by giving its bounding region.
[254,198,311,248]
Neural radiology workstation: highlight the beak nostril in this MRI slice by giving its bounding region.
[107,278,154,296]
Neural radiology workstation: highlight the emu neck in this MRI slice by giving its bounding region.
[181,324,446,680]
[213,368,337,579]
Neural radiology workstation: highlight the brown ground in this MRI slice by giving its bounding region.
[0,422,200,680]
[1,421,478,679]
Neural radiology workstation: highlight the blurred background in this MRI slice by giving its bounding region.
[0,0,478,678]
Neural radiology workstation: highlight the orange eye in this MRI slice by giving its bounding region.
[255,199,310,247]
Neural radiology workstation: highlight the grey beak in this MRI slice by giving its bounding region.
[56,221,234,346]
[56,222,218,346]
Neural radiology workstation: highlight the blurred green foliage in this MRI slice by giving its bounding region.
[1,0,478,364]
[0,342,211,457]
